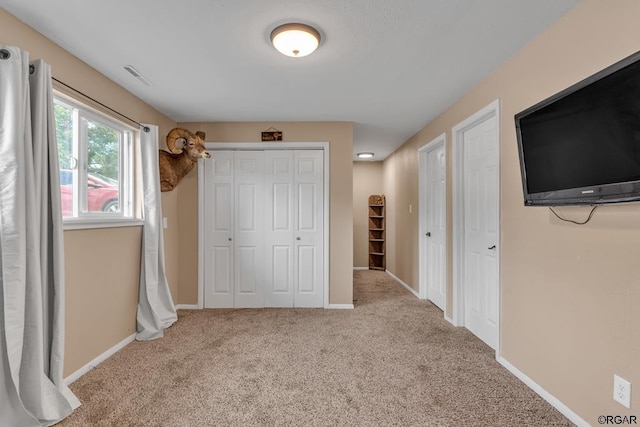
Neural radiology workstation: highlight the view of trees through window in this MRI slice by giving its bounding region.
[54,98,128,218]
[87,121,120,181]
[54,102,120,180]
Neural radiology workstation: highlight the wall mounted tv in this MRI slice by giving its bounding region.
[515,50,640,206]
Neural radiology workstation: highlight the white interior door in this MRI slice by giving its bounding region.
[204,151,234,308]
[203,148,324,309]
[293,150,324,307]
[264,150,295,307]
[460,110,499,349]
[422,141,446,311]
[233,151,265,308]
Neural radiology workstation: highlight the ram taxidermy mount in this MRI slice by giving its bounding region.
[158,127,211,192]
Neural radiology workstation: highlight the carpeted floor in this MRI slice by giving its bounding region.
[59,270,573,426]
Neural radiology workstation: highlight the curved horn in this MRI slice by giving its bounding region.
[166,128,196,154]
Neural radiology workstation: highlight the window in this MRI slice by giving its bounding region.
[54,96,136,226]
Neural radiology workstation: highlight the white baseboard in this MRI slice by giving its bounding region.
[353,267,369,270]
[385,270,419,298]
[444,315,457,326]
[62,384,81,409]
[497,356,588,427]
[175,304,200,310]
[327,304,354,309]
[64,332,136,385]
[177,303,354,310]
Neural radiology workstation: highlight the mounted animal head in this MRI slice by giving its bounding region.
[166,127,211,160]
[159,127,211,192]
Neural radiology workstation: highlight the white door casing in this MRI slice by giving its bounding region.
[418,134,447,312]
[452,99,500,352]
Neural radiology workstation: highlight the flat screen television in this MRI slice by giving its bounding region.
[515,50,640,206]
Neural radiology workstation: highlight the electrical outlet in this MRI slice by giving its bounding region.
[613,374,631,409]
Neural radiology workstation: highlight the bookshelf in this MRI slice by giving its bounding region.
[368,194,385,270]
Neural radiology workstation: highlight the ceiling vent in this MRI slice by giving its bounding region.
[124,65,153,86]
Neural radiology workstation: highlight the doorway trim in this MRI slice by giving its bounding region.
[418,133,446,304]
[197,142,330,309]
[451,99,500,354]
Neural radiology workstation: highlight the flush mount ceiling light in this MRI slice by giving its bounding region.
[270,23,321,57]
[357,152,375,159]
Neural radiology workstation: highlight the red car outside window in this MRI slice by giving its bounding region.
[60,170,119,216]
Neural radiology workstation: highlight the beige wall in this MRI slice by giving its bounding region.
[176,121,354,306]
[381,155,396,275]
[353,162,383,268]
[0,8,178,376]
[383,146,419,291]
[64,228,142,373]
[383,0,639,421]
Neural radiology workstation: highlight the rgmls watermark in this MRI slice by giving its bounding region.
[598,415,637,425]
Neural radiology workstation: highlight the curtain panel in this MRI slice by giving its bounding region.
[0,46,79,426]
[136,125,177,341]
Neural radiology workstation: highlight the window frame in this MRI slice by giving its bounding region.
[54,92,143,230]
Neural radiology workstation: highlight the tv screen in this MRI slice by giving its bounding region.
[515,50,640,206]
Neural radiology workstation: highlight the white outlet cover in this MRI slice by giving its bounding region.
[614,374,631,409]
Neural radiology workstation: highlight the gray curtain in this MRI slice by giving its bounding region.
[0,46,80,426]
[136,124,177,340]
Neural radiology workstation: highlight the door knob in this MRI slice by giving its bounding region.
[488,245,496,250]
[296,237,301,241]
[425,232,431,237]
[228,237,232,241]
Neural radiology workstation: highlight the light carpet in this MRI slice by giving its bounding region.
[58,270,573,426]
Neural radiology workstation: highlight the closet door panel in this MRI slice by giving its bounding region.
[297,246,317,293]
[205,151,234,308]
[293,150,324,307]
[264,151,294,307]
[234,151,265,308]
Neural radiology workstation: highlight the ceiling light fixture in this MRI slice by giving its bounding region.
[270,23,321,58]
[357,152,375,159]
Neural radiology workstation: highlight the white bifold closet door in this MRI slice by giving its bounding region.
[264,150,324,307]
[205,150,265,308]
[204,149,323,308]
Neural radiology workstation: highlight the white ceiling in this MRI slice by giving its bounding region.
[1,0,579,160]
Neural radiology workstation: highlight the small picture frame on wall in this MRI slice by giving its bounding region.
[261,126,283,141]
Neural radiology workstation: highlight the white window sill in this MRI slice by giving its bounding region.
[62,218,144,231]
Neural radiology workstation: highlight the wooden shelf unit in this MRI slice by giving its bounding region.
[368,194,385,270]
